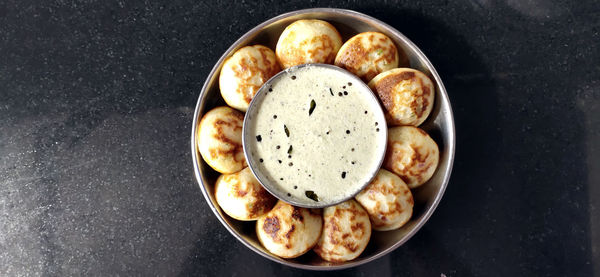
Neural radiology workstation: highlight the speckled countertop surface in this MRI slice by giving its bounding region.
[1,1,598,276]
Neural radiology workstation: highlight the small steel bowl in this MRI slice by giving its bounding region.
[191,8,455,270]
[241,63,388,209]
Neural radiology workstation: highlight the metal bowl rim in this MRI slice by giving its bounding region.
[190,7,456,271]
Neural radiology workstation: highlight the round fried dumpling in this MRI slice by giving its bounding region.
[215,167,277,221]
[197,106,246,173]
[219,45,281,112]
[334,32,400,82]
[369,68,435,126]
[383,126,439,188]
[313,200,371,262]
[275,19,342,69]
[355,169,414,231]
[256,201,323,258]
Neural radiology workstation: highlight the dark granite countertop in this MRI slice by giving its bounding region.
[1,1,598,276]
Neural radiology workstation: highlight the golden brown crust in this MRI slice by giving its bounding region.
[382,126,439,188]
[263,216,281,240]
[197,106,246,173]
[214,168,276,221]
[369,68,435,126]
[355,169,414,231]
[385,142,430,185]
[231,46,280,103]
[256,201,323,258]
[276,20,342,69]
[249,185,277,219]
[334,32,399,82]
[313,200,371,262]
[280,34,337,68]
[220,45,280,112]
[376,71,429,119]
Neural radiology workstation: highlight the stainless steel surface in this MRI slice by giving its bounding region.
[190,8,455,270]
[241,63,388,209]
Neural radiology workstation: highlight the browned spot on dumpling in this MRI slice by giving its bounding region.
[385,142,432,185]
[291,206,304,221]
[350,222,365,232]
[382,126,439,188]
[232,180,247,197]
[210,128,243,161]
[263,217,281,240]
[220,45,280,112]
[313,200,371,262]
[335,32,401,82]
[247,185,277,219]
[214,167,276,221]
[343,241,358,253]
[231,48,280,104]
[355,169,414,231]
[369,68,435,126]
[276,20,342,68]
[198,106,246,173]
[376,72,428,118]
[284,224,296,239]
[256,201,322,258]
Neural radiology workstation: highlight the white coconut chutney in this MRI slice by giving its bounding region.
[245,65,387,206]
